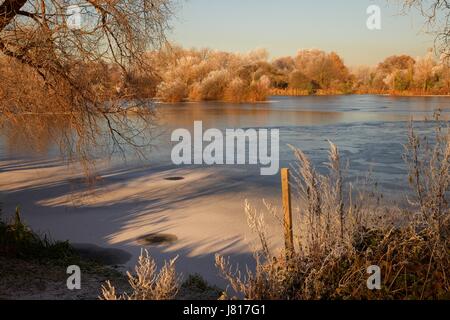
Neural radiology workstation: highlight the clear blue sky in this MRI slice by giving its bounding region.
[168,0,435,66]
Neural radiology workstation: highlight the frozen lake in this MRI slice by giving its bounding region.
[1,95,449,286]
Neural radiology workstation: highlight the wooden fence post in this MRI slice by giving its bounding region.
[281,168,294,256]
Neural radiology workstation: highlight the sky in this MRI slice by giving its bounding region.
[168,0,436,66]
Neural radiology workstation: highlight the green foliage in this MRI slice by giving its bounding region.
[182,274,214,292]
[0,206,78,265]
[288,71,318,94]
[394,70,412,91]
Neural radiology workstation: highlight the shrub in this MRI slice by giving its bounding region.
[224,77,248,103]
[157,80,187,103]
[248,75,271,102]
[0,207,78,264]
[216,120,449,300]
[101,250,181,300]
[289,71,315,92]
[191,69,230,101]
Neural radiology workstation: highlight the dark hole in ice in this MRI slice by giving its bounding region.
[136,233,178,245]
[164,176,184,181]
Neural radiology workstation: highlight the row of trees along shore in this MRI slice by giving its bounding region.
[150,47,450,101]
[4,46,448,105]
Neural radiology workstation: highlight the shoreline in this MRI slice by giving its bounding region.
[154,93,450,105]
[271,92,450,98]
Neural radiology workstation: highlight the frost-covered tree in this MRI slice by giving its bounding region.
[154,47,273,102]
[294,49,351,90]
[414,50,438,92]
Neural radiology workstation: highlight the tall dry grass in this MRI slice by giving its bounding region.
[404,112,450,239]
[216,118,449,300]
[101,250,181,300]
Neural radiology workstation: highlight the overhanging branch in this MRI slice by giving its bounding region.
[0,0,28,31]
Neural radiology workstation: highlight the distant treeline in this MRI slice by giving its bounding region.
[3,46,448,105]
[151,46,450,101]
